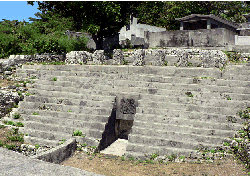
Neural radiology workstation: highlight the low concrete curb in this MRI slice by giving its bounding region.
[31,138,76,164]
[0,147,104,176]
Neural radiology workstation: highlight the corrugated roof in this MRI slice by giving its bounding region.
[175,14,239,29]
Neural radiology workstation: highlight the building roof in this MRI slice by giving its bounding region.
[175,14,239,29]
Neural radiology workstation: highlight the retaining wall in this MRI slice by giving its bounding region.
[145,28,236,48]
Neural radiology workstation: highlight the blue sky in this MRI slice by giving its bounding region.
[0,1,41,23]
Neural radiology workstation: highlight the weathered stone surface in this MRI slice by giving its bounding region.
[93,50,106,65]
[132,49,145,66]
[65,51,92,64]
[120,99,136,114]
[4,71,12,75]
[154,49,166,66]
[34,54,65,63]
[0,91,21,118]
[112,49,124,65]
[176,52,189,67]
[145,48,228,68]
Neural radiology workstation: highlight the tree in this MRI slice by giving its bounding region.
[28,1,141,49]
[136,1,250,30]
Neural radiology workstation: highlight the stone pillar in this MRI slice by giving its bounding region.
[132,49,145,66]
[180,22,184,30]
[207,19,211,29]
[113,49,124,65]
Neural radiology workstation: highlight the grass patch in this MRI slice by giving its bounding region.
[72,130,82,136]
[13,113,21,119]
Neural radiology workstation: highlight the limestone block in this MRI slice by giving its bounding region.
[132,49,145,66]
[176,52,189,67]
[65,51,91,64]
[154,49,166,66]
[93,50,105,65]
[112,49,124,65]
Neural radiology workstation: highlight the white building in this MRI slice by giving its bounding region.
[119,17,166,42]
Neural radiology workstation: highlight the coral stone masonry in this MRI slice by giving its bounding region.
[1,48,250,162]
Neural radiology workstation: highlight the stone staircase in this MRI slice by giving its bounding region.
[12,64,250,159]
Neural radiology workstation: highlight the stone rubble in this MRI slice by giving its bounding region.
[65,51,92,64]
[1,54,65,71]
[0,90,22,118]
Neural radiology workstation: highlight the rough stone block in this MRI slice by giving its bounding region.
[93,50,105,65]
[132,49,145,66]
[113,49,124,65]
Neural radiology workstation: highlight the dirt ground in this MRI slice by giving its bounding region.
[0,79,15,88]
[61,150,249,176]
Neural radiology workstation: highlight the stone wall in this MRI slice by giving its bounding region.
[145,28,236,48]
[0,54,66,71]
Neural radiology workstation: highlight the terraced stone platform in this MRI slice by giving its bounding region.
[13,63,250,159]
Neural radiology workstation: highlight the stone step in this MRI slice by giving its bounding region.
[22,121,103,139]
[27,87,250,105]
[136,103,241,116]
[29,74,250,91]
[18,64,250,82]
[19,109,110,122]
[134,111,245,124]
[18,102,113,115]
[17,68,250,89]
[19,128,72,142]
[131,127,229,146]
[18,69,250,88]
[22,115,106,131]
[25,90,116,101]
[127,134,222,152]
[132,120,239,137]
[20,128,99,147]
[24,96,115,107]
[139,92,250,102]
[139,98,250,109]
[31,80,250,95]
[133,116,242,132]
[125,144,197,159]
[23,136,60,147]
[20,65,223,78]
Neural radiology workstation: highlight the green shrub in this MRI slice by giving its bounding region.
[15,122,24,127]
[150,153,159,160]
[72,130,82,136]
[81,143,87,147]
[13,113,20,119]
[35,144,40,149]
[7,121,15,126]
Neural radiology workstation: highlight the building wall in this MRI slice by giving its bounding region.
[145,28,236,48]
[119,17,166,41]
[235,35,250,45]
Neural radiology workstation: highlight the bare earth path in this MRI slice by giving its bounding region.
[62,150,249,176]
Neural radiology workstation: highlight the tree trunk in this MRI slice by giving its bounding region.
[92,33,104,50]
